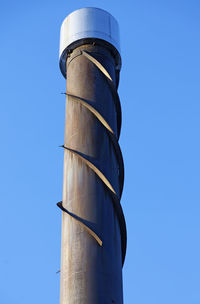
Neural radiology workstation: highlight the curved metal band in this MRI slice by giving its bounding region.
[82,50,113,81]
[106,188,127,265]
[82,51,122,139]
[57,201,103,246]
[65,92,124,197]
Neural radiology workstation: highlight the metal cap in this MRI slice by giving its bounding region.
[59,7,121,78]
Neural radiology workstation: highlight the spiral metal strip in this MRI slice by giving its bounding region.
[82,51,122,139]
[58,50,127,265]
[57,201,103,246]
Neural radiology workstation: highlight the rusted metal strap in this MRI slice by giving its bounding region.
[65,92,124,197]
[57,201,103,246]
[82,50,122,139]
[60,145,127,265]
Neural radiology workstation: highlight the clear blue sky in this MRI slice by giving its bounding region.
[1,0,200,303]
